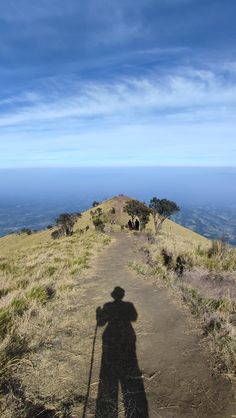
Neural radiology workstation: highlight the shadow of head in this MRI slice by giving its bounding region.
[111,286,125,301]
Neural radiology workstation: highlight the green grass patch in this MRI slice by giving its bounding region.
[27,286,55,304]
[72,256,89,268]
[46,266,57,276]
[0,261,18,274]
[0,286,55,339]
[183,286,236,317]
[11,297,29,316]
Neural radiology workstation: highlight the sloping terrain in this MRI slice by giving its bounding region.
[3,232,235,418]
[0,196,235,417]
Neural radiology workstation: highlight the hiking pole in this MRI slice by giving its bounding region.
[82,323,98,418]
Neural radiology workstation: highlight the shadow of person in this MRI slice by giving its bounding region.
[95,287,149,418]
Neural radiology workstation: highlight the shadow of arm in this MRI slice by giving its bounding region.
[129,302,138,322]
[96,306,109,326]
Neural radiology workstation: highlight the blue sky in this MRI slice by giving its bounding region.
[0,0,236,167]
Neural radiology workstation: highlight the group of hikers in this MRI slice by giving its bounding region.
[128,218,140,231]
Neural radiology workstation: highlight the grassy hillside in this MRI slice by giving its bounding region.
[78,195,209,245]
[0,217,111,416]
[0,195,235,416]
[126,203,236,377]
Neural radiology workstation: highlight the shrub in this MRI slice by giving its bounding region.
[92,218,105,232]
[175,254,194,276]
[51,229,64,240]
[204,314,222,333]
[55,213,76,236]
[20,228,32,235]
[208,240,225,259]
[161,249,173,269]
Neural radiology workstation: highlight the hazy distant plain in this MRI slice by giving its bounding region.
[0,167,235,244]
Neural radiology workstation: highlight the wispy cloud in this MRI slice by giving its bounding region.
[1,67,236,129]
[0,0,236,167]
[0,65,235,167]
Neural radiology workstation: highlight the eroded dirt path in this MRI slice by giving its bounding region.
[75,232,235,418]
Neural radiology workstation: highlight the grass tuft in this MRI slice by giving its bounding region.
[27,286,55,304]
[0,309,12,338]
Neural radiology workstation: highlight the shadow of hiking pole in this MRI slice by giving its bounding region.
[82,324,98,418]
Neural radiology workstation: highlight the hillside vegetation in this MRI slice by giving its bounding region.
[0,218,111,416]
[85,197,236,378]
[0,195,235,416]
[127,209,236,377]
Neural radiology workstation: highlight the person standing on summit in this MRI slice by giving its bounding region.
[135,219,140,231]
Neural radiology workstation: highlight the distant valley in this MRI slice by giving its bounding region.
[0,201,235,245]
[174,206,236,246]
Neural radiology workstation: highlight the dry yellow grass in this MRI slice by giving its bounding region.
[78,195,209,246]
[130,217,236,378]
[0,195,224,417]
[0,215,111,417]
[0,195,216,343]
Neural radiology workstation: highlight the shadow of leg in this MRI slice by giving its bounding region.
[120,359,149,418]
[95,352,119,418]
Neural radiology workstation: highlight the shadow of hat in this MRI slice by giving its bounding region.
[111,286,125,300]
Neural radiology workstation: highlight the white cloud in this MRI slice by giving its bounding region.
[0,67,236,129]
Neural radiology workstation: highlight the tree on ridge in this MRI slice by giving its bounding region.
[149,197,180,234]
[124,200,151,231]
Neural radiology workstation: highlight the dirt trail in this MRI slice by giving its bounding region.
[76,232,235,418]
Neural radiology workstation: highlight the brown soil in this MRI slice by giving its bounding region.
[17,232,235,418]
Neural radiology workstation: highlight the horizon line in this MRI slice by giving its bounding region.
[0,165,236,170]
